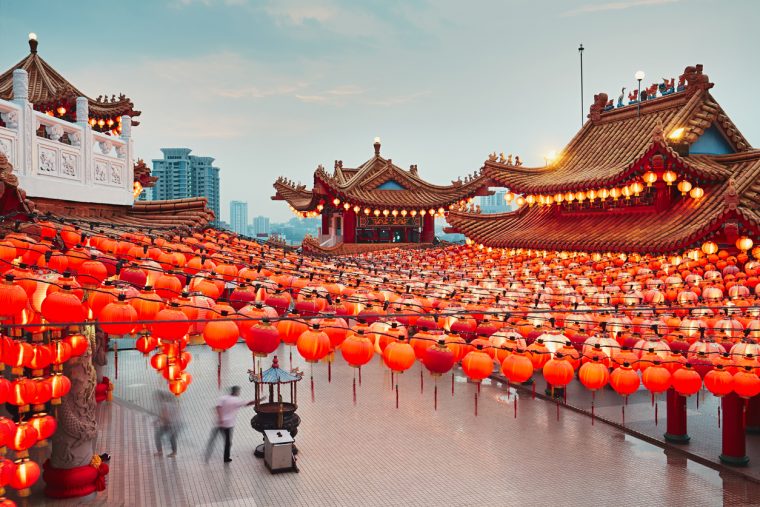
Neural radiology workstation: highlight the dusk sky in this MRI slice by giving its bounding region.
[1,0,757,222]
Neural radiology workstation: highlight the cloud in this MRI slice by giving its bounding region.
[562,0,679,16]
[262,2,335,25]
[169,0,247,7]
[295,94,329,103]
[366,90,431,107]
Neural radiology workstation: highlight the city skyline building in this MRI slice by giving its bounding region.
[252,215,270,237]
[230,200,248,235]
[148,148,221,225]
[479,189,514,213]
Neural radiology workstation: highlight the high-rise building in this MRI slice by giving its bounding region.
[252,216,270,237]
[479,189,514,214]
[149,148,221,225]
[230,201,248,234]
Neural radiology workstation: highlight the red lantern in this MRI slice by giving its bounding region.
[277,315,308,346]
[0,378,9,405]
[527,339,550,370]
[155,274,183,300]
[150,306,190,340]
[672,364,702,397]
[244,321,280,357]
[296,326,331,363]
[30,378,52,410]
[461,349,494,382]
[203,312,239,352]
[0,457,15,492]
[444,333,468,363]
[382,339,415,373]
[704,365,734,397]
[41,288,85,324]
[49,340,73,366]
[99,299,137,336]
[641,363,672,395]
[77,258,108,287]
[8,422,38,457]
[48,373,71,404]
[422,340,456,376]
[10,458,40,497]
[733,368,760,399]
[610,364,640,396]
[578,359,609,391]
[500,352,534,383]
[150,353,168,371]
[319,316,349,350]
[3,340,32,375]
[25,343,52,375]
[341,332,374,367]
[0,276,28,319]
[542,356,574,388]
[64,333,89,357]
[0,418,14,450]
[135,334,158,355]
[8,378,36,413]
[29,413,56,445]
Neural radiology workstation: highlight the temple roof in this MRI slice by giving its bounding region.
[0,37,141,128]
[484,65,749,195]
[134,159,158,188]
[273,141,492,211]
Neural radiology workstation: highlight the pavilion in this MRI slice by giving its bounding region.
[273,139,492,252]
[446,64,759,254]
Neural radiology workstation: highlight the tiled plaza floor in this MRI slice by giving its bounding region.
[27,343,760,506]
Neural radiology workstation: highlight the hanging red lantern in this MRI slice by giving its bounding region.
[30,378,52,410]
[277,315,308,346]
[29,413,56,446]
[500,352,534,383]
[48,373,71,404]
[8,378,36,414]
[444,333,468,363]
[461,348,494,382]
[150,353,168,371]
[203,311,239,352]
[422,340,456,376]
[0,275,28,319]
[527,339,551,370]
[3,340,32,375]
[341,332,374,367]
[130,288,165,326]
[64,333,89,357]
[25,344,52,376]
[641,363,672,395]
[155,274,183,300]
[0,457,16,494]
[41,287,85,324]
[609,364,640,396]
[10,458,40,497]
[578,358,610,391]
[87,284,118,320]
[704,365,734,397]
[671,364,702,397]
[319,315,349,350]
[150,305,190,340]
[410,331,436,360]
[733,367,760,399]
[135,334,158,355]
[0,378,9,405]
[543,355,574,388]
[244,320,280,357]
[8,422,38,457]
[296,326,331,363]
[99,298,137,336]
[49,340,73,367]
[382,339,416,373]
[77,258,108,288]
[0,418,14,451]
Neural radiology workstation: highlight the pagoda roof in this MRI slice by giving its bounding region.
[447,148,760,254]
[273,142,492,211]
[484,65,749,195]
[0,37,141,126]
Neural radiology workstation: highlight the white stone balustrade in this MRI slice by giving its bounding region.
[0,68,134,205]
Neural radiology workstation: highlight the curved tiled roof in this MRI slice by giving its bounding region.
[0,39,141,127]
[273,144,492,211]
[447,151,760,254]
[483,65,749,195]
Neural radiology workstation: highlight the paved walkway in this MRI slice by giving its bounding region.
[25,343,760,506]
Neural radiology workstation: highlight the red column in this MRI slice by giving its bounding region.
[664,388,690,443]
[342,211,356,243]
[421,214,435,243]
[321,213,329,235]
[720,393,749,465]
[746,395,760,433]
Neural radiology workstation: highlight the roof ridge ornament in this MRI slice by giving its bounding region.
[28,33,38,54]
[652,119,665,143]
[724,178,739,211]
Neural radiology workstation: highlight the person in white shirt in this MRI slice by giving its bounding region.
[204,386,254,463]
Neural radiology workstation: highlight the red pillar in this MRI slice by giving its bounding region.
[421,214,435,243]
[321,213,330,235]
[720,393,749,465]
[746,395,760,433]
[342,211,356,243]
[664,388,689,443]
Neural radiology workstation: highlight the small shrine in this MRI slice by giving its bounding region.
[273,139,492,250]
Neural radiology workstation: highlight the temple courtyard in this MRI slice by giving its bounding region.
[27,343,760,506]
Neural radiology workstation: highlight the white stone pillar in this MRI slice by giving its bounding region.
[121,115,133,197]
[77,97,92,184]
[12,69,33,177]
[76,96,89,124]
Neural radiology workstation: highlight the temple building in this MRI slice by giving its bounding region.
[273,139,491,252]
[446,64,759,254]
[0,34,214,232]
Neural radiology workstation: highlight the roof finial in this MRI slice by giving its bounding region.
[373,137,381,156]
[28,33,38,54]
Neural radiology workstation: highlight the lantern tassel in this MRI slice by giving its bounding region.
[451,372,455,396]
[328,360,332,384]
[474,392,478,417]
[434,382,438,411]
[310,363,315,402]
[114,344,118,380]
[622,403,626,426]
[556,399,560,421]
[655,401,658,426]
[696,391,700,410]
[507,380,511,400]
[289,347,293,370]
[514,395,518,419]
[591,400,595,425]
[352,375,356,405]
[395,382,399,409]
[477,382,481,395]
[651,392,654,407]
[718,404,721,428]
[217,351,222,390]
[420,370,423,394]
[358,365,362,386]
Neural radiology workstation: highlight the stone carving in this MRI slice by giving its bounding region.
[488,152,497,162]
[98,140,112,155]
[110,164,121,185]
[0,139,11,161]
[61,152,77,177]
[0,111,18,129]
[116,145,127,159]
[94,160,107,182]
[12,69,28,101]
[47,124,64,142]
[68,132,81,146]
[51,325,98,469]
[39,146,56,174]
[0,152,19,188]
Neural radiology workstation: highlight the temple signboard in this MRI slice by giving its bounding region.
[358,215,421,228]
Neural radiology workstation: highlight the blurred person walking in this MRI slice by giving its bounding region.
[154,390,182,458]
[204,386,254,463]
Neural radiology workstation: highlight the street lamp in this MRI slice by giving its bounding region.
[635,70,645,117]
